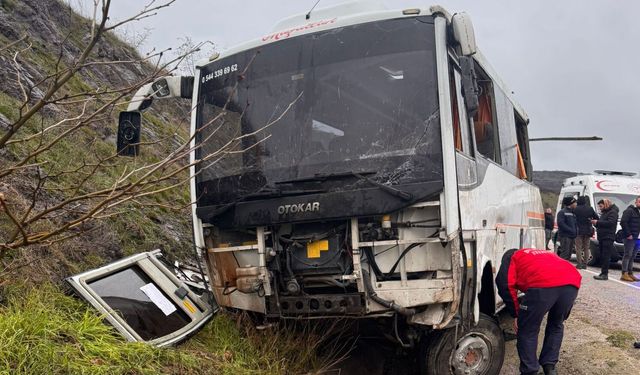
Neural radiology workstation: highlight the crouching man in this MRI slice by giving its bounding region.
[496,248,582,375]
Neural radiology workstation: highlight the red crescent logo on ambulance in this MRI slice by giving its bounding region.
[595,180,619,191]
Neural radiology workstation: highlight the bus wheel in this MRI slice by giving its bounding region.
[420,314,504,375]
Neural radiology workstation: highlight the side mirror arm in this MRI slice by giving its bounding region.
[125,76,194,112]
[127,83,154,112]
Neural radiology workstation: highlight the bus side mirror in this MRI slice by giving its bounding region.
[451,12,477,56]
[117,111,141,157]
[459,56,479,117]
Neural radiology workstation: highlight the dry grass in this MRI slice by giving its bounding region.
[606,330,635,348]
[183,312,353,375]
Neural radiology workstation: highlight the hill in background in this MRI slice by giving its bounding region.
[533,170,579,210]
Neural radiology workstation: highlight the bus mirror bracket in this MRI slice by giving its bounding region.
[459,56,479,117]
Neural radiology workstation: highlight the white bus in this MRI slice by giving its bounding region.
[104,2,544,373]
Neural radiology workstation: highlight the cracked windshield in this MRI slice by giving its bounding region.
[196,17,442,206]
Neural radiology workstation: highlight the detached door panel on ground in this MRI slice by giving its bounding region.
[67,250,216,346]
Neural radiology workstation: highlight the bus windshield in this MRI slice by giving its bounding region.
[195,17,442,207]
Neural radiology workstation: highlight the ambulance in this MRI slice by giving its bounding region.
[556,170,640,265]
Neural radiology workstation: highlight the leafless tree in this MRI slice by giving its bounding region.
[0,0,207,258]
[173,37,216,76]
[0,0,302,284]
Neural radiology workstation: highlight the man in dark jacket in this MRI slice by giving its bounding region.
[556,197,577,260]
[573,196,598,269]
[593,199,619,280]
[620,196,640,281]
[544,208,554,250]
[496,248,581,375]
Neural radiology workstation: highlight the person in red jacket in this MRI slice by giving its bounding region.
[496,248,582,375]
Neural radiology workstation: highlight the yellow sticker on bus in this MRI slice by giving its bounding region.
[183,299,196,314]
[307,240,329,259]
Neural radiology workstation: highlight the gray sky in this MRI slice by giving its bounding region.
[108,0,640,173]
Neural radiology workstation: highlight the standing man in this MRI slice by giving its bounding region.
[496,248,581,375]
[574,196,598,269]
[556,197,577,260]
[620,196,640,281]
[592,199,619,280]
[544,208,555,250]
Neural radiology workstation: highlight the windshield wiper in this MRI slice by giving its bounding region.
[352,172,413,201]
[276,171,413,201]
[275,170,377,184]
[241,185,325,200]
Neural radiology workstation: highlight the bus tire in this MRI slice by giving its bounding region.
[420,313,504,375]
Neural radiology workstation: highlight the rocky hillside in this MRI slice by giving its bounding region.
[532,170,579,194]
[0,0,194,283]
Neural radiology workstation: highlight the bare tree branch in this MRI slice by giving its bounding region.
[0,34,28,54]
[104,0,176,32]
[0,195,29,246]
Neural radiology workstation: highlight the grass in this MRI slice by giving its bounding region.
[0,91,18,120]
[0,0,16,11]
[606,330,635,348]
[0,284,334,375]
[105,205,191,258]
[185,313,345,375]
[0,284,202,375]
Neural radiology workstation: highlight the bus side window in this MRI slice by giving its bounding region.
[471,66,501,164]
[514,112,532,181]
[449,70,463,152]
[449,67,473,155]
